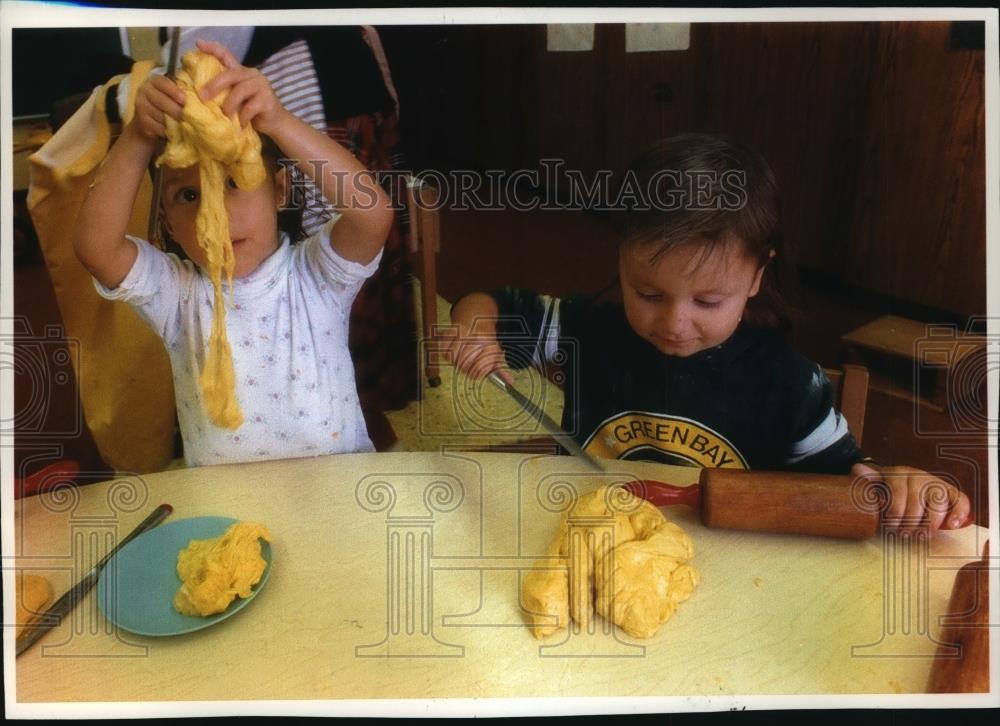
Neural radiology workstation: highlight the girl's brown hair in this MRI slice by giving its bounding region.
[619,132,799,332]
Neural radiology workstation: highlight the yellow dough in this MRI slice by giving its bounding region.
[157,50,268,430]
[173,521,272,617]
[593,522,698,639]
[520,539,570,638]
[522,485,698,640]
[16,574,52,637]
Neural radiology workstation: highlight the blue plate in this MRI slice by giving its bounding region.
[96,516,272,636]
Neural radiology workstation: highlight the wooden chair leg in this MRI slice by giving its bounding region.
[407,178,441,388]
[839,364,869,448]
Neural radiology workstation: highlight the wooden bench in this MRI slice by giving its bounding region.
[841,314,985,411]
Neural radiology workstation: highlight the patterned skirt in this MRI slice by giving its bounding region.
[325,111,418,449]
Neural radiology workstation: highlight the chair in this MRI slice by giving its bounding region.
[405,177,442,387]
[14,459,80,499]
[825,363,869,447]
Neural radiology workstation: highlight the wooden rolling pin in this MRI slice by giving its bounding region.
[926,541,990,693]
[625,469,971,539]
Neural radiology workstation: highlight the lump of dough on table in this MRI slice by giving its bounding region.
[594,520,698,639]
[521,485,698,640]
[157,50,268,430]
[561,487,636,630]
[523,486,627,636]
[173,521,272,617]
[521,539,570,639]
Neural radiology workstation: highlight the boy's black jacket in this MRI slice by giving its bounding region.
[489,288,863,474]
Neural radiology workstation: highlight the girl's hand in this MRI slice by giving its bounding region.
[851,462,972,535]
[194,38,290,135]
[131,73,186,142]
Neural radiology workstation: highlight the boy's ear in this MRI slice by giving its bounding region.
[748,249,776,298]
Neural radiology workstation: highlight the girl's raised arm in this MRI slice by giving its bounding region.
[74,74,187,289]
[195,39,394,266]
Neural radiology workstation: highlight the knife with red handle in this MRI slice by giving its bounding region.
[624,469,973,539]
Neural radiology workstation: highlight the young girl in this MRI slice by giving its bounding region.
[447,132,970,535]
[74,39,394,467]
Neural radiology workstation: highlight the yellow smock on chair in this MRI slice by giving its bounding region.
[27,61,177,474]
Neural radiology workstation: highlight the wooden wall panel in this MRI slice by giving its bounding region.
[382,21,985,316]
[531,25,609,179]
[606,23,699,177]
[688,23,883,272]
[472,25,538,172]
[846,21,986,316]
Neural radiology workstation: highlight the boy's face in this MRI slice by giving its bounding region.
[619,237,768,357]
[161,163,285,279]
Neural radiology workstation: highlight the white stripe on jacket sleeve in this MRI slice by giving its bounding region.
[785,408,849,465]
[530,296,562,367]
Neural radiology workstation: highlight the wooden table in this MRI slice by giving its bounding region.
[8,452,992,713]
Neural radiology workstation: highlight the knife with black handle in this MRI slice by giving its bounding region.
[16,503,174,656]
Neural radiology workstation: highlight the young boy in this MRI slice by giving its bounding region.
[446,133,971,535]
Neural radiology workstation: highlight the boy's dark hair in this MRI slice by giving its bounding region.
[619,132,799,332]
[154,133,306,256]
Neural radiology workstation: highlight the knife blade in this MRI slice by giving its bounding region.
[488,372,603,471]
[146,26,182,242]
[15,503,174,656]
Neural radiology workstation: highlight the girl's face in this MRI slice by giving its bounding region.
[161,163,286,279]
[619,237,769,357]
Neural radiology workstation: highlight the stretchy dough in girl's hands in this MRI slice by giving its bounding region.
[522,485,698,639]
[157,50,267,430]
[173,521,272,616]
